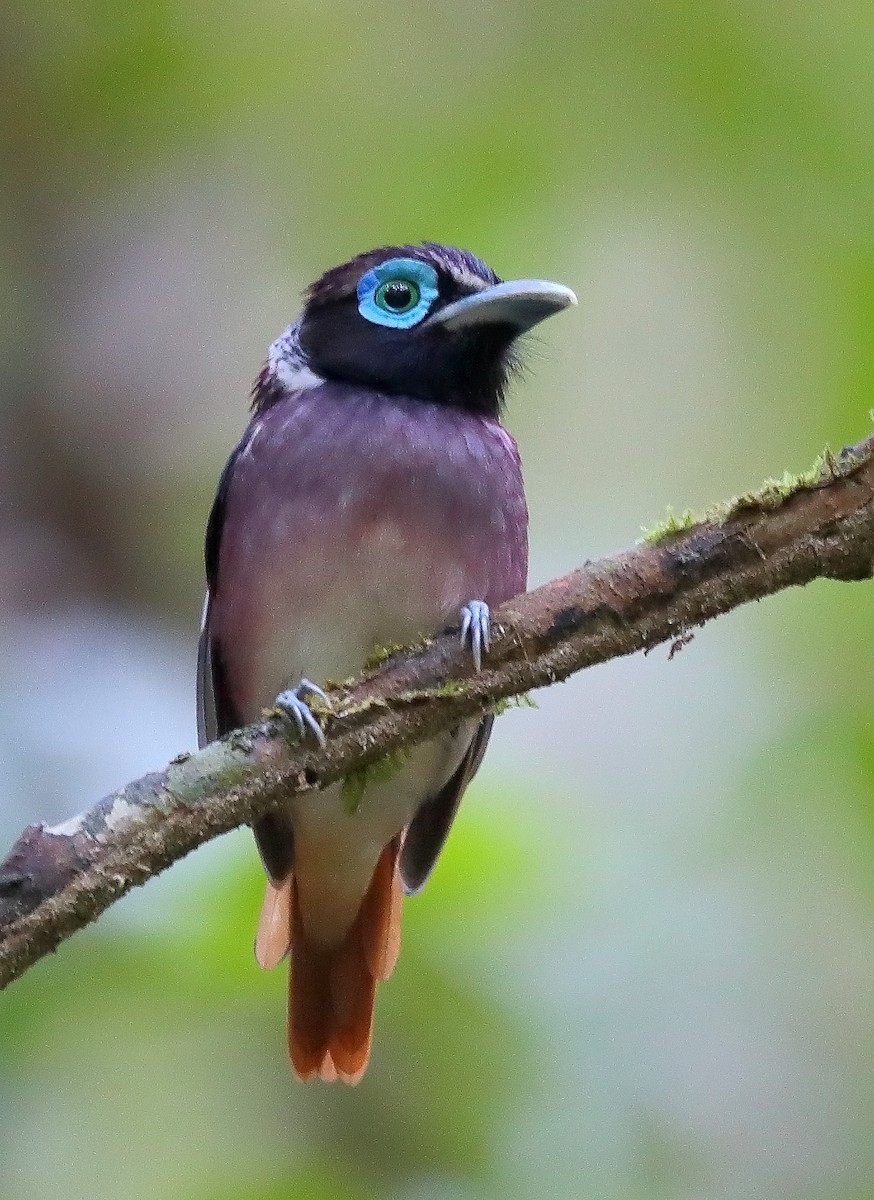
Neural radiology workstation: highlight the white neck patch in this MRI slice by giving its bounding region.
[267,322,325,393]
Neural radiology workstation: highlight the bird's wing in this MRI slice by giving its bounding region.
[399,714,494,894]
[196,592,218,748]
[196,443,244,748]
[197,437,297,884]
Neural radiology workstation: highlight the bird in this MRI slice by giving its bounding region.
[197,242,575,1083]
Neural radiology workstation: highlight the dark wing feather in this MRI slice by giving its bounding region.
[196,594,218,747]
[197,434,296,883]
[196,443,244,748]
[400,715,494,895]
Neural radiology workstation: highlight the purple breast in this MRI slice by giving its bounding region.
[211,383,528,719]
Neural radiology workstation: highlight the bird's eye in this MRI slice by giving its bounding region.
[374,279,419,313]
[357,257,439,329]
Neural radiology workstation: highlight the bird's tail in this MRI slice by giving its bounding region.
[261,837,402,1084]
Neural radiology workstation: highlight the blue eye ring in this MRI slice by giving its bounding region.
[357,257,439,329]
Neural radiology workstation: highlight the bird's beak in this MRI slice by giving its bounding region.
[429,279,577,334]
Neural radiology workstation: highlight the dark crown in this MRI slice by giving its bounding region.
[306,242,500,307]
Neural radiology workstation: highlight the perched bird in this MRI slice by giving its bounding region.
[197,242,575,1083]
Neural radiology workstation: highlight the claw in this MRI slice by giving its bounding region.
[275,678,328,748]
[459,600,490,672]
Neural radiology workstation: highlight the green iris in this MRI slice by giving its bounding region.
[374,278,421,314]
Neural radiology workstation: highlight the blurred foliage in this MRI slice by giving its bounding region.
[4,1,874,1198]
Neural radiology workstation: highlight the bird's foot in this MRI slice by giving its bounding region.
[459,600,490,673]
[274,679,329,748]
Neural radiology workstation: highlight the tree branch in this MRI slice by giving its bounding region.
[2,432,873,988]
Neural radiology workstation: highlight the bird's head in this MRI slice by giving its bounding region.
[258,243,576,418]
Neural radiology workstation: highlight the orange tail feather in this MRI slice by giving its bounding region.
[287,838,402,1084]
[254,880,291,969]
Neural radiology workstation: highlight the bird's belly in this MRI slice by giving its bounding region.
[289,724,472,945]
[242,517,479,945]
[252,516,473,711]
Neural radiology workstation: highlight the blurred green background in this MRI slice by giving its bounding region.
[3,2,874,1197]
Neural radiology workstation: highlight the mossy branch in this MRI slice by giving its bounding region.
[2,430,874,989]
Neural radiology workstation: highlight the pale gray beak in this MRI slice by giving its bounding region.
[430,278,577,333]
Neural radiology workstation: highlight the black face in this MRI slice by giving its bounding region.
[297,243,520,417]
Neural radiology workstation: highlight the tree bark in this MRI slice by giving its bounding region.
[1,433,872,989]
